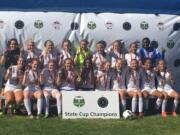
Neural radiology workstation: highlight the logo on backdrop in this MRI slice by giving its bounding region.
[71,22,79,30]
[174,59,180,67]
[0,20,5,29]
[140,21,149,30]
[167,40,175,49]
[97,97,108,108]
[173,22,180,31]
[123,22,131,31]
[34,20,43,29]
[157,22,165,31]
[87,21,96,30]
[73,96,85,108]
[52,21,61,30]
[15,20,24,29]
[105,21,113,30]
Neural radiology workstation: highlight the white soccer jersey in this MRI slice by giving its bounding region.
[125,53,139,66]
[5,65,22,90]
[126,69,141,90]
[59,50,73,65]
[96,70,112,91]
[112,69,126,90]
[109,51,124,67]
[24,69,40,92]
[156,71,173,91]
[142,69,156,90]
[41,68,57,90]
[92,52,109,69]
[40,50,58,66]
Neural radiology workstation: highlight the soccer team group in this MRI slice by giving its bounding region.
[0,37,179,119]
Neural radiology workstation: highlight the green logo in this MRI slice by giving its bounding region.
[167,40,175,49]
[34,20,43,29]
[87,21,96,30]
[140,21,149,30]
[73,96,85,108]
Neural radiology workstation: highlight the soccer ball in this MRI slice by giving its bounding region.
[122,110,134,119]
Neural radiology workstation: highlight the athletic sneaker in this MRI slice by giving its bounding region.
[44,114,49,118]
[172,112,177,117]
[139,112,144,118]
[161,112,167,117]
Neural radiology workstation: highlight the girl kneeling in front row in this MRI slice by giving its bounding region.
[40,60,61,118]
[22,59,43,118]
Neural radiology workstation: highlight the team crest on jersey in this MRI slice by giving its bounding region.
[73,96,85,108]
[140,21,149,30]
[105,21,113,30]
[15,20,24,29]
[173,22,180,31]
[71,22,79,30]
[167,40,175,49]
[87,21,96,30]
[0,20,5,29]
[157,22,164,31]
[52,21,61,30]
[34,20,43,29]
[123,22,131,31]
[97,97,108,108]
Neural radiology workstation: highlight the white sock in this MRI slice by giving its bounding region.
[132,97,137,113]
[44,95,50,115]
[24,98,31,115]
[56,94,62,115]
[121,99,126,112]
[155,98,162,109]
[162,99,167,112]
[139,97,143,113]
[173,99,179,112]
[37,98,43,115]
[144,98,149,111]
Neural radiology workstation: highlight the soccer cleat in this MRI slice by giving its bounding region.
[44,114,49,118]
[172,112,177,117]
[161,112,167,117]
[138,112,144,118]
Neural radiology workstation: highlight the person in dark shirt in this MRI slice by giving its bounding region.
[0,38,20,69]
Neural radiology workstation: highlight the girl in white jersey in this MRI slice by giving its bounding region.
[57,58,77,91]
[109,40,125,68]
[96,61,113,91]
[125,42,140,66]
[92,41,109,71]
[39,40,58,68]
[126,59,143,117]
[20,40,41,69]
[155,60,179,117]
[22,59,43,118]
[59,39,74,68]
[40,60,61,117]
[3,57,24,114]
[141,58,164,114]
[112,58,127,112]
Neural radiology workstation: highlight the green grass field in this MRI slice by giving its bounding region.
[0,115,180,135]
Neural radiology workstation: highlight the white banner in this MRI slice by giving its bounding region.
[62,91,120,119]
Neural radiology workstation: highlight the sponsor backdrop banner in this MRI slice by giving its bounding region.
[62,91,120,119]
[0,12,180,90]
